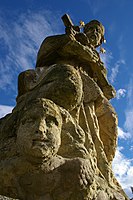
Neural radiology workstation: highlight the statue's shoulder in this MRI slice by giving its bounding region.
[41,34,70,44]
[36,34,72,67]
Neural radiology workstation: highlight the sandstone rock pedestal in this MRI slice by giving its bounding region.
[0,16,129,200]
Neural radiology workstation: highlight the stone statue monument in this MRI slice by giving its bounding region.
[0,14,129,200]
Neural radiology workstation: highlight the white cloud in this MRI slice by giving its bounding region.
[0,105,13,118]
[100,50,113,69]
[118,126,131,140]
[124,76,133,134]
[0,10,61,92]
[113,147,133,198]
[116,89,126,99]
[109,63,119,83]
[109,59,125,84]
[126,77,133,107]
[124,109,133,134]
[130,146,133,151]
[100,50,126,85]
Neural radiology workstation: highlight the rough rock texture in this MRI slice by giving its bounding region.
[0,16,129,200]
[0,196,18,200]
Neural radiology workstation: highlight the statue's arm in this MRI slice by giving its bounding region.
[36,33,101,68]
[57,38,100,63]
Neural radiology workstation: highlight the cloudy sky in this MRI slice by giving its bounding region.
[0,0,133,198]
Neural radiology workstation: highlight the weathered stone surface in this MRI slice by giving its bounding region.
[0,195,18,200]
[96,191,109,200]
[16,64,83,112]
[35,34,116,100]
[0,15,129,200]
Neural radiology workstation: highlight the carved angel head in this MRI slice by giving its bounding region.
[16,98,62,161]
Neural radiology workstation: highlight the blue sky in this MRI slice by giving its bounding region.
[0,0,133,198]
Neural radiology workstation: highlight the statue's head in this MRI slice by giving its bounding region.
[83,20,105,48]
[16,98,62,162]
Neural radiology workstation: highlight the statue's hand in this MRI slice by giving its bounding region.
[75,32,89,46]
[65,26,77,37]
[85,46,100,63]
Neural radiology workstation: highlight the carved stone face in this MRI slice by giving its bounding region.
[16,99,62,161]
[84,24,103,47]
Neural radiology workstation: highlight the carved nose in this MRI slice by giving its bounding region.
[35,129,46,135]
[35,128,48,141]
[35,122,47,136]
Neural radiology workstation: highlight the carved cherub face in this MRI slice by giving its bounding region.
[16,99,62,161]
[84,21,104,48]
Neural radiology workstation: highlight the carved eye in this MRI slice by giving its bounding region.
[96,27,101,32]
[46,116,59,127]
[88,27,93,32]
